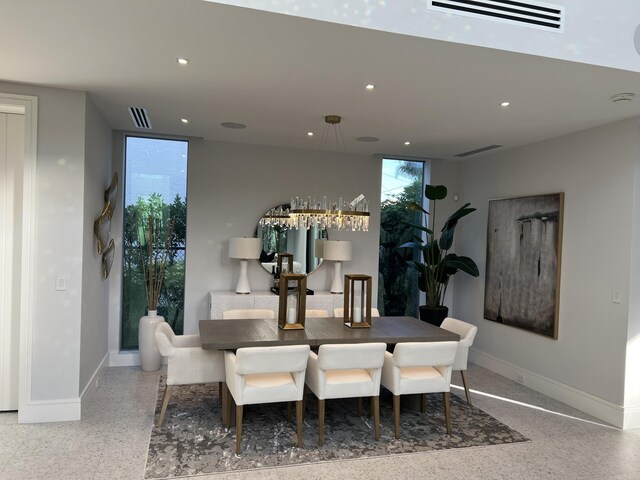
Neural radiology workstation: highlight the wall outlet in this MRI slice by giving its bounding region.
[55,275,68,291]
[515,374,526,384]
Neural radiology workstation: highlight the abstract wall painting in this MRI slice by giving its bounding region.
[484,193,563,339]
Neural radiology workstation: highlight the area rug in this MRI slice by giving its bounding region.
[145,377,528,478]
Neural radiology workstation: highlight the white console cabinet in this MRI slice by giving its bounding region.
[209,291,343,319]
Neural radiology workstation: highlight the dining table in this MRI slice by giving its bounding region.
[199,316,460,350]
[199,315,460,425]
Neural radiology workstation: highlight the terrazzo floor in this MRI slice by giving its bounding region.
[1,363,639,480]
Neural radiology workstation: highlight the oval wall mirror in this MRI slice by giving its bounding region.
[255,203,328,275]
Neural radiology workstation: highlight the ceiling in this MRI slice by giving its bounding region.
[3,0,640,159]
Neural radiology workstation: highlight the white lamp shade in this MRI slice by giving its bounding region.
[229,237,261,260]
[314,239,325,258]
[323,240,352,262]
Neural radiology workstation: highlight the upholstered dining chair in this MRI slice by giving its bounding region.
[440,317,478,404]
[222,308,275,319]
[154,323,226,427]
[333,307,380,317]
[224,344,310,454]
[305,309,330,318]
[305,342,386,446]
[381,341,458,438]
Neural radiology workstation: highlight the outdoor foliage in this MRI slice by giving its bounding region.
[122,193,186,350]
[378,162,423,316]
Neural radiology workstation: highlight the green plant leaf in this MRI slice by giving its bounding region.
[401,221,433,235]
[407,201,428,214]
[442,254,480,277]
[398,241,424,250]
[425,185,447,200]
[439,204,477,250]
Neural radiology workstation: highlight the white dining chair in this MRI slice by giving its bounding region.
[154,322,226,427]
[305,309,330,318]
[224,344,310,454]
[333,307,380,317]
[305,342,386,446]
[222,308,275,319]
[440,317,478,404]
[381,341,458,438]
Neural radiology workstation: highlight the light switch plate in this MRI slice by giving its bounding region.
[611,289,622,304]
[55,275,67,291]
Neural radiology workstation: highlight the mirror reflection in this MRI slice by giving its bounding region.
[255,204,328,275]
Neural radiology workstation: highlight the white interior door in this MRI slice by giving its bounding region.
[0,111,24,411]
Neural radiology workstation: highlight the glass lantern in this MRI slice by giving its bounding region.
[278,273,307,330]
[343,274,372,328]
[277,253,294,273]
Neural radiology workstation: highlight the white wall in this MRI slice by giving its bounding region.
[452,117,639,425]
[0,81,112,421]
[183,140,381,334]
[79,96,111,393]
[211,0,640,72]
[624,126,640,428]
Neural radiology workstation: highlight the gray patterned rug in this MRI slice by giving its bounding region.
[145,377,528,478]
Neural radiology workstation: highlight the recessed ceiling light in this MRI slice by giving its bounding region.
[307,132,314,136]
[365,84,375,90]
[181,118,189,124]
[404,141,411,146]
[177,57,189,65]
[500,101,510,107]
[221,122,247,129]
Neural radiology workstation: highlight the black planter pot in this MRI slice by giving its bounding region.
[419,306,449,326]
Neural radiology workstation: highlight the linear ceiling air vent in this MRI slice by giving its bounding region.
[455,144,502,157]
[128,106,152,129]
[428,1,564,32]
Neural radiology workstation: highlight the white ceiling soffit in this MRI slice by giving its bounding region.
[428,0,564,32]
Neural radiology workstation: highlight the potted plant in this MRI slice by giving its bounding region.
[138,212,176,371]
[400,185,479,325]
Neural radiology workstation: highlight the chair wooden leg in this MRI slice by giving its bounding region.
[235,404,243,454]
[461,370,472,405]
[372,396,380,441]
[443,392,452,435]
[296,399,304,448]
[420,393,426,413]
[393,394,400,439]
[318,398,325,447]
[156,385,173,427]
[356,397,363,416]
[224,386,234,428]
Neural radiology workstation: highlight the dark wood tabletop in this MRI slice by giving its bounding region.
[199,316,459,350]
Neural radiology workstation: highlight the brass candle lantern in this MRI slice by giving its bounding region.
[343,274,372,328]
[277,253,294,273]
[278,273,307,330]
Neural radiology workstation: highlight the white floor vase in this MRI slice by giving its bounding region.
[139,310,165,372]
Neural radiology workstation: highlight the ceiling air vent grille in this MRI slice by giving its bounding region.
[455,144,502,157]
[128,106,152,129]
[428,1,564,32]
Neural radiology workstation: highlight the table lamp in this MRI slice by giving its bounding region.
[229,237,261,294]
[323,240,352,294]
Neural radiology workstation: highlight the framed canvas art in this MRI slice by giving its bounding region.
[484,193,564,339]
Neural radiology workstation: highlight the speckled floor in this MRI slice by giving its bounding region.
[1,364,639,480]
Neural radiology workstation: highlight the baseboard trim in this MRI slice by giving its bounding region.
[470,348,625,429]
[18,397,81,423]
[109,350,140,367]
[623,404,640,429]
[108,350,167,367]
[80,352,108,402]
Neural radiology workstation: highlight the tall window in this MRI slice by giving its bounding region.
[378,159,425,316]
[121,137,188,350]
